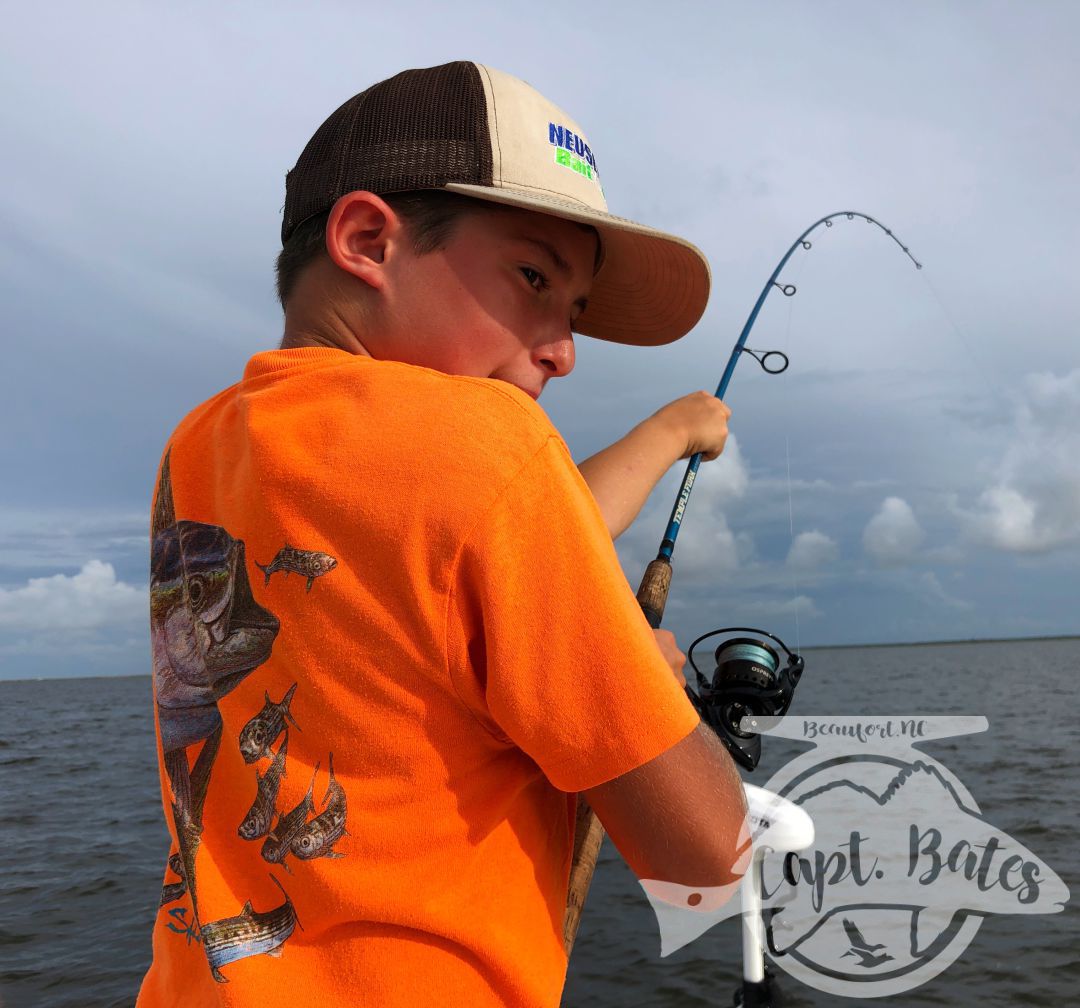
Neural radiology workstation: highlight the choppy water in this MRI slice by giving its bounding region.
[1,640,1077,1007]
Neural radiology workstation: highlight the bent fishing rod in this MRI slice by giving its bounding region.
[564,211,922,956]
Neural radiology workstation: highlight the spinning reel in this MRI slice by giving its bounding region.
[685,628,805,771]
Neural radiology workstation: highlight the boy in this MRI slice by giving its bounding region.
[138,61,746,1008]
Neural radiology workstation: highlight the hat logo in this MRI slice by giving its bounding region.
[548,122,599,180]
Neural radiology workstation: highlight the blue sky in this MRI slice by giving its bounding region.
[1,1,1078,679]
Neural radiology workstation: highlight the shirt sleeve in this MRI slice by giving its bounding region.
[446,434,700,793]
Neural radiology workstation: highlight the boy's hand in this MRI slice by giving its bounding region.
[653,629,687,687]
[655,391,731,462]
[576,391,731,541]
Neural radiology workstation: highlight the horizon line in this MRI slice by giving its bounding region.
[1,633,1077,684]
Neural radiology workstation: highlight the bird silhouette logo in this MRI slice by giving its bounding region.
[839,918,893,967]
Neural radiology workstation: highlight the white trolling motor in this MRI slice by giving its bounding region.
[734,784,815,1007]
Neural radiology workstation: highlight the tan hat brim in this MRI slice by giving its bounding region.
[444,183,710,347]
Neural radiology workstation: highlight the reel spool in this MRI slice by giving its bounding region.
[685,627,805,771]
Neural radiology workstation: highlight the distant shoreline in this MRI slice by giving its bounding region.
[803,633,1080,651]
[1,635,1077,684]
[0,672,151,684]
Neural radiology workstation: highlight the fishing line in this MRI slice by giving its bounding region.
[780,237,813,656]
[568,211,925,964]
[620,215,928,1008]
[782,229,813,351]
[919,270,1002,404]
[634,211,922,770]
[651,212,921,570]
[785,435,801,655]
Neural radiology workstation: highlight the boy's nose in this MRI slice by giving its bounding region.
[535,332,575,379]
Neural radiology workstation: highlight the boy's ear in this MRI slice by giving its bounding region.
[324,191,403,291]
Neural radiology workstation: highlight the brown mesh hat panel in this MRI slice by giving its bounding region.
[281,61,492,243]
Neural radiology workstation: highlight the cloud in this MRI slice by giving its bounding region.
[918,571,972,611]
[735,594,820,619]
[787,530,838,570]
[686,433,750,507]
[955,370,1080,553]
[851,478,899,490]
[0,560,144,633]
[677,512,755,579]
[0,509,147,572]
[615,434,754,582]
[665,438,755,579]
[965,487,1043,552]
[0,635,146,660]
[2,3,1078,656]
[863,497,925,564]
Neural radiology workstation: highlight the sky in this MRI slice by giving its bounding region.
[1,1,1078,679]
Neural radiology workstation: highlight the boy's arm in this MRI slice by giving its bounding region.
[577,392,732,539]
[587,616,750,897]
[583,720,751,893]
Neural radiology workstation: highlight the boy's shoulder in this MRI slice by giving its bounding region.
[344,355,563,462]
[306,356,584,528]
[382,362,575,483]
[197,350,573,485]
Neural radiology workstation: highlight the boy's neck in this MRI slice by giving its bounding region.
[278,329,369,355]
[279,270,372,356]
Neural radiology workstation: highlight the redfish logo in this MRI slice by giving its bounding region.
[641,716,1069,999]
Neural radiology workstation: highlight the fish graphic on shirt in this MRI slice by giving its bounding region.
[160,852,188,907]
[238,732,290,841]
[201,875,302,983]
[261,763,320,873]
[290,752,349,862]
[255,545,337,592]
[152,520,280,756]
[169,720,219,927]
[150,450,279,944]
[238,683,300,763]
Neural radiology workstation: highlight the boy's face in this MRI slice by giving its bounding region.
[384,204,599,401]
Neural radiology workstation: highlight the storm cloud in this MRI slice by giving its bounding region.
[2,2,1077,676]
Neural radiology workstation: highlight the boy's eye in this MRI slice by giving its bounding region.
[520,267,547,292]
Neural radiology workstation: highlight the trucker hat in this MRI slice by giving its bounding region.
[282,61,709,347]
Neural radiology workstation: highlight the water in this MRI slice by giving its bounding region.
[565,639,1080,1007]
[0,677,167,1008]
[1,641,1077,1007]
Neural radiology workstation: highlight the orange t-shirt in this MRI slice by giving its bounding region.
[136,347,699,1008]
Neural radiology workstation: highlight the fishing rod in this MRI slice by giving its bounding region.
[564,212,922,966]
[638,211,921,628]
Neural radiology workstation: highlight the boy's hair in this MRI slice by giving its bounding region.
[275,190,488,308]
